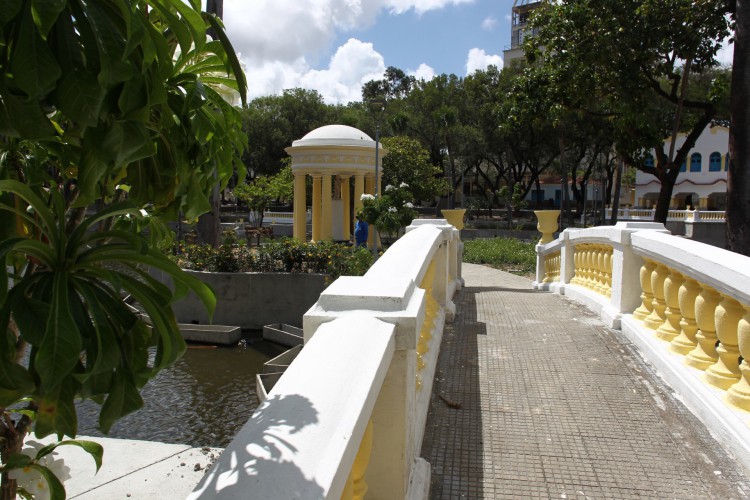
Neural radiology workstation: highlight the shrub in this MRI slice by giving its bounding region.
[174,236,373,281]
[463,237,536,276]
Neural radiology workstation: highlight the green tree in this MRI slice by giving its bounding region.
[234,166,294,227]
[242,88,334,177]
[0,1,245,497]
[526,0,731,223]
[380,136,448,204]
[728,0,750,255]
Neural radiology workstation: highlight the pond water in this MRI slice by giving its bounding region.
[75,336,288,448]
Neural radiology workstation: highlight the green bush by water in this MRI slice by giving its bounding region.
[463,237,536,275]
[174,233,373,281]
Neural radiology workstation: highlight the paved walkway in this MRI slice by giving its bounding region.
[422,263,750,499]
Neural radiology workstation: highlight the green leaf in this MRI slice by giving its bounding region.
[38,439,103,472]
[31,0,66,39]
[0,92,56,139]
[10,7,62,99]
[99,369,143,434]
[35,273,82,391]
[54,68,106,127]
[148,0,193,58]
[203,13,247,105]
[0,0,23,27]
[28,464,66,500]
[11,292,50,345]
[34,379,78,438]
[1,453,32,470]
[164,0,206,52]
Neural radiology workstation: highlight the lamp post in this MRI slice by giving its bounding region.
[370,98,386,261]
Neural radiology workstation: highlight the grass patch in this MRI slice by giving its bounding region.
[463,237,536,276]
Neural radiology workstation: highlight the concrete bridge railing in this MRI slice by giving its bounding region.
[534,222,750,469]
[190,219,462,499]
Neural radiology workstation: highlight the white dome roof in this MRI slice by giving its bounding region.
[292,125,374,147]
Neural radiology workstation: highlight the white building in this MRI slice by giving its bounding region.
[634,125,729,210]
[503,0,543,66]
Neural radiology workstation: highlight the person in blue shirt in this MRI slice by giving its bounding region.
[354,214,369,247]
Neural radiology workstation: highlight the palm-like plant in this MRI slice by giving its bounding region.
[0,1,246,497]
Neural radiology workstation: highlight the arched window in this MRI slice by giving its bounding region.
[709,152,722,172]
[644,154,654,169]
[679,159,686,172]
[690,152,701,172]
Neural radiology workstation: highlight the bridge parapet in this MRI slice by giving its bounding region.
[534,222,750,470]
[190,220,461,500]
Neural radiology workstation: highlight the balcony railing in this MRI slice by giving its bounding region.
[189,219,463,499]
[605,208,726,222]
[534,223,750,471]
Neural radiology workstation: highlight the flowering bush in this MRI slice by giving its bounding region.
[358,184,418,241]
[174,236,373,281]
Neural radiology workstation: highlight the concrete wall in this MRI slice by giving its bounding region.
[166,271,328,330]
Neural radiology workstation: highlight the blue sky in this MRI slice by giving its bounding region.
[219,0,515,104]
[218,1,733,105]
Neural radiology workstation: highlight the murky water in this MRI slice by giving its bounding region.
[75,336,287,447]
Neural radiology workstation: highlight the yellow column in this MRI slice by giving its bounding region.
[312,175,322,242]
[293,172,307,241]
[321,172,333,240]
[341,175,351,241]
[643,263,668,330]
[670,277,701,355]
[655,268,684,342]
[354,174,365,215]
[341,420,374,500]
[727,304,750,410]
[633,259,656,320]
[686,284,722,370]
[705,295,744,389]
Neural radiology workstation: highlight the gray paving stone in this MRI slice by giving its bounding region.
[421,263,750,499]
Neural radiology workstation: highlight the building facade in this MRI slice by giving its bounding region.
[634,125,729,210]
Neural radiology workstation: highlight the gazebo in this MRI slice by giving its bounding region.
[285,125,387,242]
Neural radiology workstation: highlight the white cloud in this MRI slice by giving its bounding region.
[245,39,385,104]
[385,0,475,15]
[221,0,475,102]
[409,63,436,81]
[481,16,497,31]
[465,48,503,74]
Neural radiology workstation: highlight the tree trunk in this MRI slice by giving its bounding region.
[610,156,624,225]
[654,172,676,223]
[728,0,750,255]
[558,133,573,229]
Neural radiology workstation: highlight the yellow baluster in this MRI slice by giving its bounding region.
[643,263,668,330]
[670,277,701,355]
[726,305,750,410]
[341,420,374,500]
[633,259,656,320]
[571,246,581,285]
[686,284,722,371]
[655,268,684,342]
[705,295,744,389]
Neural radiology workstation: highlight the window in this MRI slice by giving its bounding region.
[644,154,654,169]
[679,160,686,172]
[709,152,722,172]
[690,153,701,172]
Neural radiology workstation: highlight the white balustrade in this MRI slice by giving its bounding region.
[190,220,462,500]
[534,222,750,470]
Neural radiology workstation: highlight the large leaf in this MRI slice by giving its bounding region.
[35,274,82,391]
[0,0,23,27]
[30,0,66,39]
[203,12,247,105]
[99,369,143,434]
[0,92,56,139]
[9,6,62,99]
[55,68,106,127]
[34,378,78,438]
